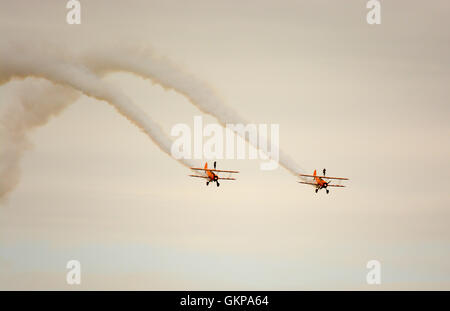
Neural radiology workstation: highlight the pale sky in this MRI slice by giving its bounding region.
[0,0,449,290]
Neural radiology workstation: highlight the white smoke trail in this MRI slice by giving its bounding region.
[0,40,308,200]
[0,79,79,201]
[81,46,306,177]
[0,42,195,200]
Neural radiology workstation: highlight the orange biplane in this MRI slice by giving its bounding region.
[189,161,239,187]
[298,169,348,194]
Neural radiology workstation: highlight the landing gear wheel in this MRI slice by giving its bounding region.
[216,182,220,187]
[206,181,209,186]
[315,189,318,193]
[326,189,329,194]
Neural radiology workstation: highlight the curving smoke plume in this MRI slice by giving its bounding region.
[0,42,196,200]
[81,46,306,177]
[0,41,306,200]
[0,79,79,200]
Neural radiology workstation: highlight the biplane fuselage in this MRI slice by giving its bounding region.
[313,170,328,189]
[204,162,217,181]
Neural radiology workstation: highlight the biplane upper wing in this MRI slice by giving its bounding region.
[298,174,349,180]
[191,168,239,174]
[189,175,236,181]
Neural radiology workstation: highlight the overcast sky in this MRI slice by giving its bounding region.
[0,0,449,289]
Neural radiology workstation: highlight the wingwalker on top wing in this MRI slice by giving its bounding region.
[298,169,349,194]
[189,161,239,187]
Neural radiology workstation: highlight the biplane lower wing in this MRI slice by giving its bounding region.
[189,175,236,181]
[189,175,209,179]
[299,174,349,181]
[298,181,345,188]
[298,181,316,186]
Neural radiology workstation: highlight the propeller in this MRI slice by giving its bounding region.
[214,161,217,169]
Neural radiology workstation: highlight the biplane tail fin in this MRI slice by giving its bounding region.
[313,169,317,177]
[204,162,208,170]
